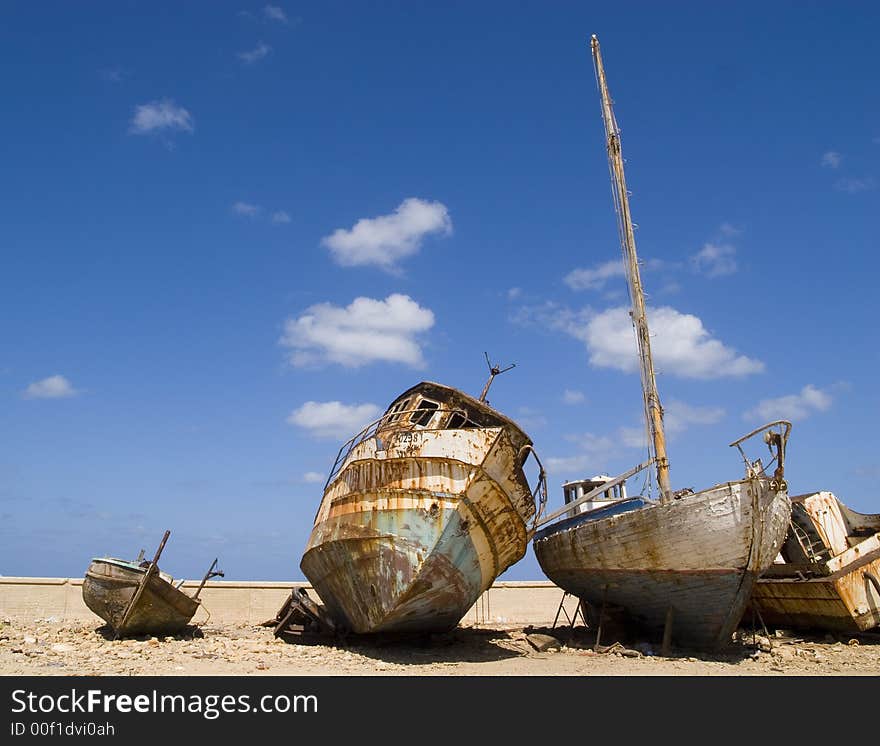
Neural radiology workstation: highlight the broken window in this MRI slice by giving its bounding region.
[409,399,439,427]
[447,410,478,429]
[382,398,410,426]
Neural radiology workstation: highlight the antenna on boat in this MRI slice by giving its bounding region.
[479,352,515,402]
[591,34,673,503]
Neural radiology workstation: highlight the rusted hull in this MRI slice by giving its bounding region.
[303,422,536,634]
[533,479,791,648]
[749,492,880,633]
[82,558,199,636]
[302,505,482,633]
[750,553,880,633]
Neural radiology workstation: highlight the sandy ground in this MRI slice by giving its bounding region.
[2,617,879,676]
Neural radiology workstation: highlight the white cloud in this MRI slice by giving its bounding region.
[232,201,262,217]
[510,301,593,343]
[584,305,764,379]
[564,260,624,291]
[263,5,288,23]
[280,293,435,368]
[855,465,880,478]
[321,198,452,270]
[618,426,647,449]
[834,177,875,194]
[821,151,842,169]
[507,287,522,300]
[129,99,194,135]
[744,384,832,423]
[302,471,325,484]
[23,375,78,399]
[691,242,737,277]
[546,433,619,474]
[562,389,586,405]
[663,399,725,434]
[515,406,548,431]
[719,222,741,237]
[287,401,381,439]
[231,203,290,223]
[564,258,667,292]
[238,42,272,64]
[548,399,723,477]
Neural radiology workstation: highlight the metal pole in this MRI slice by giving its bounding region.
[535,459,654,528]
[191,558,223,601]
[114,530,171,639]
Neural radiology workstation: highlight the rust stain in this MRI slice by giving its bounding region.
[300,380,545,634]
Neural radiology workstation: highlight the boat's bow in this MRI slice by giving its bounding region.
[300,381,545,634]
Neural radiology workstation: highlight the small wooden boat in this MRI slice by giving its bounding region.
[531,35,793,650]
[300,371,547,635]
[82,530,223,637]
[748,492,880,634]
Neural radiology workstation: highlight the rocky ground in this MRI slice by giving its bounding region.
[2,617,879,676]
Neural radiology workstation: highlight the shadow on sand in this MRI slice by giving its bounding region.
[93,624,205,641]
[277,626,527,665]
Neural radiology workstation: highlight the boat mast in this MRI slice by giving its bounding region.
[591,34,673,503]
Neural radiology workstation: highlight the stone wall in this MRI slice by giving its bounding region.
[0,577,566,627]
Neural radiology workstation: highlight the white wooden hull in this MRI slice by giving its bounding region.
[534,478,791,648]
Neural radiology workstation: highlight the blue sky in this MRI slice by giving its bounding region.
[1,2,877,583]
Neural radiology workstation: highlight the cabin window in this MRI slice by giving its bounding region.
[447,411,477,429]
[383,398,410,426]
[410,399,440,426]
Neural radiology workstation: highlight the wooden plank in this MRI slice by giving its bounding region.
[114,530,170,639]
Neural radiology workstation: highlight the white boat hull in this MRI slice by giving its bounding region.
[534,478,791,648]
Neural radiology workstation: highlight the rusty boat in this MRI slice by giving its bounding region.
[748,491,880,634]
[531,35,793,650]
[82,530,223,637]
[300,376,547,635]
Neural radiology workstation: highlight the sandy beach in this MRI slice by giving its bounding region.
[2,617,879,677]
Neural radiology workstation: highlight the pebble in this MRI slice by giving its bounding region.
[2,619,879,676]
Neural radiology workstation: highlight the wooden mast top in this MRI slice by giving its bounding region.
[590,34,673,503]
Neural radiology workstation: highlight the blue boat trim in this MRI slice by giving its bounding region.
[533,497,651,543]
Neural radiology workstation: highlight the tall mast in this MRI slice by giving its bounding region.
[591,34,673,503]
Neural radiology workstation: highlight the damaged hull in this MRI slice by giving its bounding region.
[82,558,199,637]
[533,478,791,649]
[301,381,544,635]
[749,492,880,634]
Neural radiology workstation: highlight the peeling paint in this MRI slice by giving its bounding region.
[750,491,880,633]
[300,381,546,634]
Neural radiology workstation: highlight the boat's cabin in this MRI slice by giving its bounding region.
[323,380,534,490]
[562,475,627,518]
[376,382,510,434]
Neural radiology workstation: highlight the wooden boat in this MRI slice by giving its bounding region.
[300,374,547,635]
[748,491,880,634]
[531,35,793,650]
[82,530,223,637]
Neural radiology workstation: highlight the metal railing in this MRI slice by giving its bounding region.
[322,405,490,491]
